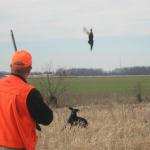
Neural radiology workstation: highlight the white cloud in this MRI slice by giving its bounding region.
[0,0,150,42]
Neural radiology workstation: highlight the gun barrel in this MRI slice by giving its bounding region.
[10,30,17,51]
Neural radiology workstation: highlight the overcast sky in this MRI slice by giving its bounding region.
[0,0,150,72]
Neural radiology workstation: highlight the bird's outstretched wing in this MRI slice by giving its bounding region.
[83,27,90,35]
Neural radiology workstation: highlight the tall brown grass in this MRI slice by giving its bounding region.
[36,103,150,150]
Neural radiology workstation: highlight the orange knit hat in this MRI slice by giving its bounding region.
[11,50,32,68]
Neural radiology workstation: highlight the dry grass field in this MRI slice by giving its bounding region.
[36,102,150,150]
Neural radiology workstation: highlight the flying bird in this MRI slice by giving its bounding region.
[83,27,94,51]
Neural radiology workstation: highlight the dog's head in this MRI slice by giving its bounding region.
[69,107,80,115]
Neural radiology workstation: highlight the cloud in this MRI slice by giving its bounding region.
[0,0,150,42]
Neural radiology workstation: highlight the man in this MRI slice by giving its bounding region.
[0,50,53,150]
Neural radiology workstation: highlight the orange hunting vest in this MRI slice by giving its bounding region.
[0,75,37,150]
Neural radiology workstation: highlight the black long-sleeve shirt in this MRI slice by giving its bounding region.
[12,74,53,127]
[27,88,53,125]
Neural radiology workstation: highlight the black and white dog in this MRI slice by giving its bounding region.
[67,107,88,128]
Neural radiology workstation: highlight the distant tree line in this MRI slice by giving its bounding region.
[111,66,150,75]
[55,66,150,76]
[55,68,105,76]
[1,66,150,77]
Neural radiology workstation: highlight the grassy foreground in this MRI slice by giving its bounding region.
[32,76,150,149]
[36,103,150,150]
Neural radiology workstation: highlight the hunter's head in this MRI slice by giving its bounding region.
[10,50,32,78]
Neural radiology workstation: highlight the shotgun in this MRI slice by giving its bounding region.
[10,29,17,51]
